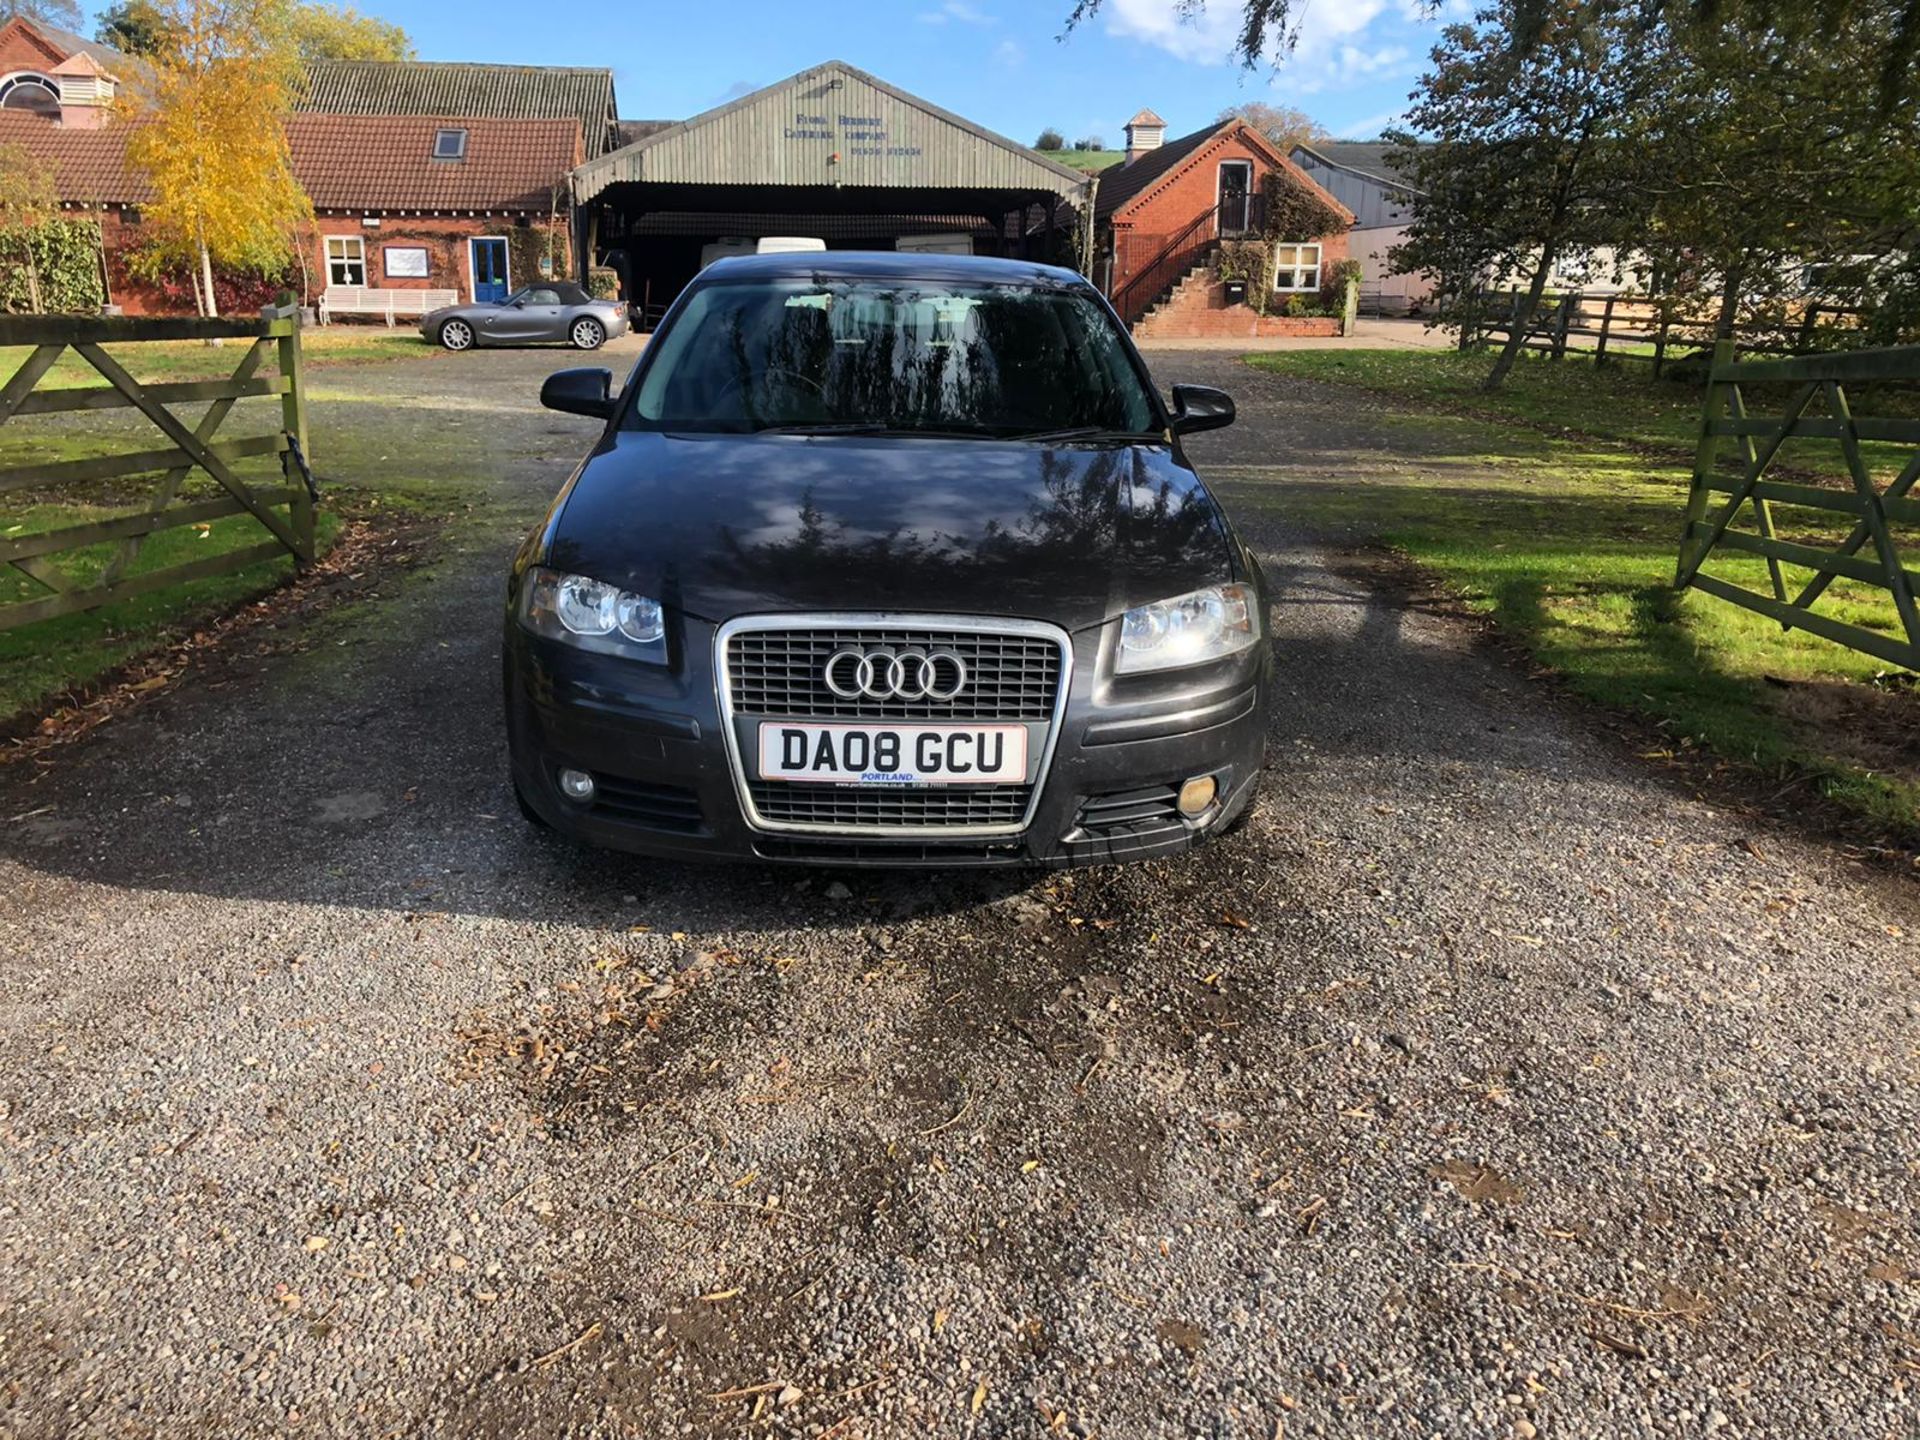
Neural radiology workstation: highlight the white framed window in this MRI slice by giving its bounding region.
[325,235,366,286]
[1272,243,1322,293]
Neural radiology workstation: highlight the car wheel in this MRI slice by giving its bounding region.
[570,317,606,350]
[439,318,474,352]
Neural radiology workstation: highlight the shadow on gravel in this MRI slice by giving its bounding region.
[0,550,1514,935]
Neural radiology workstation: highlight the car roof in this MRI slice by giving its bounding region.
[696,250,1091,290]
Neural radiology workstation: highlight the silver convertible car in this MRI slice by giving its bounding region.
[419,282,630,352]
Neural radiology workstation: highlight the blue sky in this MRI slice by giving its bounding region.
[356,0,1470,144]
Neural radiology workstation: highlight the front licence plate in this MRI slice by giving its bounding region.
[758,723,1028,786]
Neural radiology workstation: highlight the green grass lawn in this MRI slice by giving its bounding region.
[1247,347,1919,478]
[1229,350,1920,837]
[0,327,432,390]
[0,489,347,720]
[0,327,445,723]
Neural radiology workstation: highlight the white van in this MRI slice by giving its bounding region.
[700,236,828,270]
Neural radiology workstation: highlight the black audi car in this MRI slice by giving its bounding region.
[504,252,1270,866]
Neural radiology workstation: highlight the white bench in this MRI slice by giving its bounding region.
[319,285,460,326]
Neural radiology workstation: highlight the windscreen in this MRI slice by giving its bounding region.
[628,278,1159,437]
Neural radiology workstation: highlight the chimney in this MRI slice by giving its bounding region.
[1124,109,1167,164]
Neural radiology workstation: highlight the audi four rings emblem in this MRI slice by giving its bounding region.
[823,648,969,701]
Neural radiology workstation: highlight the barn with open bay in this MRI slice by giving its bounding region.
[568,61,1096,325]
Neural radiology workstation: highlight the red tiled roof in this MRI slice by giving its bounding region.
[287,112,581,211]
[1094,119,1354,226]
[0,111,582,212]
[0,111,148,203]
[1093,121,1227,220]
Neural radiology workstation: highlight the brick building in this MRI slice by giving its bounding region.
[1094,112,1353,339]
[0,18,607,315]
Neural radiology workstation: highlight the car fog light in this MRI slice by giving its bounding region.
[1177,775,1218,818]
[557,768,596,803]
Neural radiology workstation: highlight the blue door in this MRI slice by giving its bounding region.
[471,237,509,302]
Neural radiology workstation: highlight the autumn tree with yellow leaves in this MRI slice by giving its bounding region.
[126,0,312,317]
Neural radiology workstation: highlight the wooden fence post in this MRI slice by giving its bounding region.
[1676,337,1735,585]
[1595,294,1615,363]
[1551,293,1574,359]
[1653,312,1672,379]
[1796,303,1821,352]
[269,291,313,565]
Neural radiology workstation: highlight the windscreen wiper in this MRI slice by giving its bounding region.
[755,423,992,438]
[1007,426,1160,444]
[754,422,895,435]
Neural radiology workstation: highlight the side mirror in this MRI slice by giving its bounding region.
[1169,384,1235,436]
[541,367,615,419]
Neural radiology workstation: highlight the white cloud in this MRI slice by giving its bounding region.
[1100,0,1242,64]
[994,38,1026,66]
[919,0,995,23]
[1102,0,1434,95]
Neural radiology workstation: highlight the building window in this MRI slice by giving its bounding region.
[433,128,467,160]
[325,235,366,286]
[0,73,60,115]
[1272,243,1322,293]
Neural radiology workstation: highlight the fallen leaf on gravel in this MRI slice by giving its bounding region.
[932,1308,949,1333]
[1433,1159,1523,1205]
[1021,1159,1041,1173]
[1814,1198,1881,1241]
[1657,1285,1711,1323]
[970,1380,988,1414]
[1868,1260,1913,1284]
[701,1287,742,1302]
[303,1236,329,1252]
[1155,1318,1206,1355]
[1216,912,1253,930]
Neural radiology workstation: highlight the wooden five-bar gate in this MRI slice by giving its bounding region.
[1676,338,1920,670]
[0,299,313,632]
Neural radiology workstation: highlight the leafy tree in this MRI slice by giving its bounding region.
[289,1,413,62]
[1217,101,1328,153]
[0,144,58,313]
[0,0,84,28]
[1073,134,1105,151]
[96,0,178,53]
[126,0,312,317]
[1642,5,1920,341]
[1034,126,1066,150]
[1389,1,1666,390]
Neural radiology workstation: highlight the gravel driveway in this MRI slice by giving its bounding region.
[1,347,1916,1440]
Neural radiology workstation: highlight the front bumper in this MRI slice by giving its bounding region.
[505,615,1268,868]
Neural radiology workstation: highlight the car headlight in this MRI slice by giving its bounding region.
[520,566,667,663]
[1115,582,1259,674]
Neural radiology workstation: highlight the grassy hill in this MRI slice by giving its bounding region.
[1036,149,1122,172]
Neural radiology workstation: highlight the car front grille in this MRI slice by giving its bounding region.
[726,626,1062,722]
[721,617,1071,836]
[746,780,1033,830]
